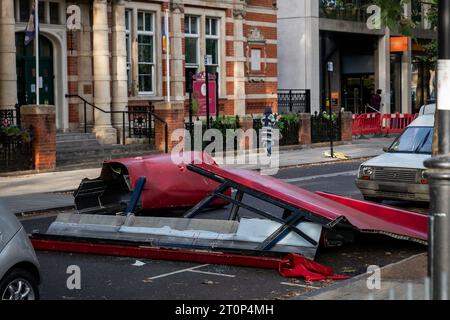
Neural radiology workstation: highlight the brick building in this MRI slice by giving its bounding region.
[0,0,278,150]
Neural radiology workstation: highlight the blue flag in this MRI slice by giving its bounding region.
[24,3,36,46]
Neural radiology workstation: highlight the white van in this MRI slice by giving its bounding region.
[355,105,435,202]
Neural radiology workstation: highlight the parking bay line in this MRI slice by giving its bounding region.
[148,264,210,280]
[282,170,358,183]
[148,264,236,280]
[280,282,320,289]
[188,269,236,278]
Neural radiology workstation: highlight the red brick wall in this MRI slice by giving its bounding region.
[154,105,185,152]
[243,0,278,113]
[340,111,353,142]
[20,106,56,171]
[64,0,278,145]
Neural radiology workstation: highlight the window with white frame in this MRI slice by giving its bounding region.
[15,0,62,24]
[185,15,199,91]
[125,9,132,95]
[205,17,219,76]
[137,11,155,94]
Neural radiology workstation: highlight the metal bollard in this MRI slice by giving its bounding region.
[424,155,450,300]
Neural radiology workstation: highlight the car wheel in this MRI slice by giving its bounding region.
[363,196,382,203]
[0,268,39,300]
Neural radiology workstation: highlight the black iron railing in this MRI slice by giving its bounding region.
[0,105,34,173]
[278,117,300,146]
[278,89,311,114]
[66,94,168,153]
[311,111,341,143]
[320,0,372,22]
[253,115,300,147]
[185,116,240,152]
[0,105,21,128]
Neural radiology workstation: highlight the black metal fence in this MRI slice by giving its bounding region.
[128,105,155,141]
[311,111,341,143]
[1,106,34,173]
[278,89,311,114]
[66,94,168,152]
[278,119,300,146]
[253,115,300,147]
[185,116,240,152]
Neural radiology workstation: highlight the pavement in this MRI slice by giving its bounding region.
[300,253,428,300]
[217,136,395,170]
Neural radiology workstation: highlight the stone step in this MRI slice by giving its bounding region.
[56,132,96,142]
[56,139,102,149]
[56,132,159,168]
[56,149,160,167]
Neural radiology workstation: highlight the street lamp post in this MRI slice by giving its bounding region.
[424,0,450,300]
[327,61,334,158]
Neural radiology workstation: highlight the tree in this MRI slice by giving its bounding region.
[376,0,439,154]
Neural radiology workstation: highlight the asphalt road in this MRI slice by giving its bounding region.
[20,160,427,300]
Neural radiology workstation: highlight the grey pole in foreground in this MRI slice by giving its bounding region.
[425,0,450,300]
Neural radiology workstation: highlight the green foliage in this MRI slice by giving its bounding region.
[191,98,199,115]
[376,0,438,67]
[0,126,31,143]
[276,113,299,131]
[211,115,240,131]
[322,111,338,122]
[374,0,415,35]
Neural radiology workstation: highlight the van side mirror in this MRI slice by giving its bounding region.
[383,147,389,153]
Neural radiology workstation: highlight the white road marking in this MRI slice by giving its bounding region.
[188,269,236,278]
[148,264,210,280]
[280,282,320,289]
[282,170,358,183]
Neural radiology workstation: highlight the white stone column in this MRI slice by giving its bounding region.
[171,3,185,101]
[92,0,116,143]
[0,0,17,109]
[77,2,94,129]
[401,41,412,114]
[376,30,391,115]
[233,8,246,116]
[277,0,320,113]
[111,0,128,137]
[401,3,412,114]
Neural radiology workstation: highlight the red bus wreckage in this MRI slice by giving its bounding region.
[30,152,427,281]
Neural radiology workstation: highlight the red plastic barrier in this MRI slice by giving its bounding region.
[352,113,418,136]
[380,113,417,134]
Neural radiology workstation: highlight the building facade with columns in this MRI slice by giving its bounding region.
[0,0,278,146]
[278,0,435,115]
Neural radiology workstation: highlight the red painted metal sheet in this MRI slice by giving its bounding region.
[191,163,427,242]
[31,239,347,281]
[315,192,427,241]
[31,238,280,269]
[103,152,227,210]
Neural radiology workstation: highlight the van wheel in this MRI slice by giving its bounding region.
[0,268,39,300]
[363,196,382,203]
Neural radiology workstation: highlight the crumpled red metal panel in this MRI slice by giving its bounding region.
[104,152,226,210]
[315,191,427,242]
[190,163,427,243]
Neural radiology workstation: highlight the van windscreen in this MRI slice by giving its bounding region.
[389,127,433,154]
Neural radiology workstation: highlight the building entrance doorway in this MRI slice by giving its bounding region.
[15,32,54,106]
[342,74,375,114]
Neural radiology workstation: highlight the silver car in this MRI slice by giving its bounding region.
[0,202,41,300]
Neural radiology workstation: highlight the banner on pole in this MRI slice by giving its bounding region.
[24,3,37,46]
[193,72,217,116]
